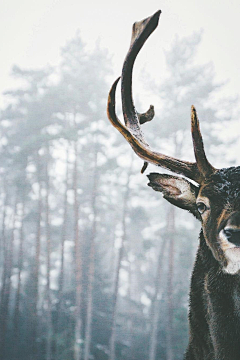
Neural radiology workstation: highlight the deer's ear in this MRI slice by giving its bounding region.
[147,173,200,217]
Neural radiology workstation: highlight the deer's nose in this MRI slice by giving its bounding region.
[224,228,240,246]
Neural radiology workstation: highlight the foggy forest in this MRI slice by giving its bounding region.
[0,27,239,360]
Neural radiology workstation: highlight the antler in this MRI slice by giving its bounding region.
[107,10,216,184]
[191,106,216,179]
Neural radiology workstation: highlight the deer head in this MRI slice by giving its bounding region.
[107,10,240,276]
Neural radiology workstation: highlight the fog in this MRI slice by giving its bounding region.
[0,2,240,360]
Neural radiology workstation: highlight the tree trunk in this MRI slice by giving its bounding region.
[84,148,98,360]
[166,206,175,360]
[13,198,25,358]
[0,195,17,358]
[109,159,133,360]
[149,238,168,360]
[56,146,69,358]
[45,145,53,360]
[126,251,134,359]
[0,179,8,281]
[30,153,42,358]
[73,138,82,360]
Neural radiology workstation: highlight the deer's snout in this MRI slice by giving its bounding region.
[224,228,240,246]
[224,212,240,246]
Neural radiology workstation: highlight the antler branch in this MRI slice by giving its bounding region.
[107,10,216,184]
[107,78,201,181]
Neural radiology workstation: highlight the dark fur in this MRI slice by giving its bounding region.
[185,233,240,360]
[148,167,240,359]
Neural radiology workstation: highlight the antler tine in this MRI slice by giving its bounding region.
[191,106,216,179]
[137,105,155,125]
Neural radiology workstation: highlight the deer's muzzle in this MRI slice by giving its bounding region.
[223,212,240,247]
[224,228,240,246]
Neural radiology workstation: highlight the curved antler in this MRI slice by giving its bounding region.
[107,10,216,184]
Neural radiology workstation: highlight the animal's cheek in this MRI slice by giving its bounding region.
[203,217,222,256]
[202,214,214,244]
[202,224,214,249]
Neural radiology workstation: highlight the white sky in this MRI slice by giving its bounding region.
[1,0,240,107]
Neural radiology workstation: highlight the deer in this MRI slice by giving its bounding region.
[107,9,240,360]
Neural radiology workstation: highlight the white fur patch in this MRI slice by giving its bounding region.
[219,229,235,252]
[224,248,240,274]
[219,230,240,275]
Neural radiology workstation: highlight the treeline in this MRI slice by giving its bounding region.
[0,31,237,360]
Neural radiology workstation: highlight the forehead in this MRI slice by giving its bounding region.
[199,166,240,202]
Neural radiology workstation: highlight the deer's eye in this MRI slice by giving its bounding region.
[196,202,207,215]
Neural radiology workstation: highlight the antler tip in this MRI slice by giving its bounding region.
[191,105,198,125]
[108,77,120,103]
[150,9,162,27]
[131,10,161,46]
[112,76,121,91]
[153,9,162,18]
[141,161,149,173]
[138,104,155,124]
[191,105,196,113]
[107,77,121,125]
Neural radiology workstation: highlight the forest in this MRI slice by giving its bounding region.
[0,28,239,360]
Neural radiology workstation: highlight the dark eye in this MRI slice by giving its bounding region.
[197,202,207,214]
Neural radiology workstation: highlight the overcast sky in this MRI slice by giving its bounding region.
[2,0,240,108]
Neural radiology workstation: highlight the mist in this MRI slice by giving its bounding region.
[0,3,240,360]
